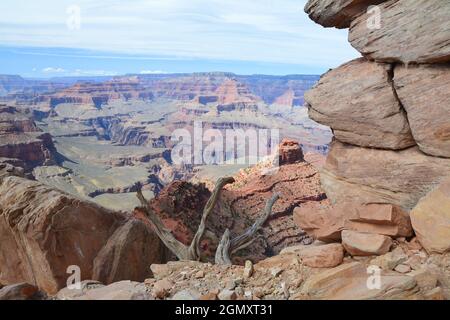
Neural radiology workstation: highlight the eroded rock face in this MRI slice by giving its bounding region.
[411,177,450,254]
[304,0,387,29]
[0,176,167,294]
[305,59,414,150]
[349,0,450,64]
[321,140,450,210]
[394,64,450,158]
[342,230,392,256]
[0,106,57,170]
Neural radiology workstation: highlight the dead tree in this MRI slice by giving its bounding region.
[215,193,280,265]
[135,177,280,264]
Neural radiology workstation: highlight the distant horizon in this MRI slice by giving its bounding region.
[0,45,341,79]
[1,69,323,81]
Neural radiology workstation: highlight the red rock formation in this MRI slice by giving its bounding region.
[135,142,328,263]
[0,105,56,170]
[279,139,304,165]
[0,175,169,294]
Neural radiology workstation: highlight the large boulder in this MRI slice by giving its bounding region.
[280,243,344,268]
[342,230,392,256]
[410,177,450,254]
[349,0,450,64]
[294,202,413,242]
[320,140,450,210]
[394,64,450,158]
[300,262,420,299]
[305,59,414,150]
[304,0,387,29]
[0,176,168,294]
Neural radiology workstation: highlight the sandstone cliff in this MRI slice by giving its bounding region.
[304,0,450,254]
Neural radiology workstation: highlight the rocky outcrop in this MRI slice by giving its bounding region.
[304,0,387,29]
[321,141,450,210]
[0,176,168,294]
[394,64,450,158]
[349,0,450,64]
[410,177,450,254]
[304,0,450,257]
[306,59,414,149]
[278,139,304,165]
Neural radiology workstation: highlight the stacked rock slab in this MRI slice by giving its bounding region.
[304,0,450,252]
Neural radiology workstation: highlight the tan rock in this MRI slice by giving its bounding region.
[150,261,204,280]
[152,279,173,299]
[394,264,411,274]
[424,287,445,300]
[293,205,343,243]
[243,260,254,279]
[93,220,169,284]
[281,243,344,268]
[370,248,408,270]
[394,64,450,158]
[302,262,420,299]
[218,289,237,300]
[305,59,414,150]
[410,177,450,253]
[84,281,152,300]
[304,0,387,29]
[200,293,218,300]
[321,140,450,210]
[342,230,392,256]
[56,280,104,300]
[294,202,413,242]
[172,289,201,300]
[349,0,450,64]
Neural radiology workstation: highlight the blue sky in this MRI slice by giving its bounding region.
[0,0,360,77]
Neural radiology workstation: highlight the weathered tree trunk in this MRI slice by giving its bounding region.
[137,177,279,265]
[215,193,280,265]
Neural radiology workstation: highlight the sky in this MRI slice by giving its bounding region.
[0,0,360,78]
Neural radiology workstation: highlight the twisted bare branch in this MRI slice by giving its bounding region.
[188,177,235,260]
[215,193,280,264]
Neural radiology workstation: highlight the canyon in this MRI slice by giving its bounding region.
[1,0,450,301]
[0,72,330,211]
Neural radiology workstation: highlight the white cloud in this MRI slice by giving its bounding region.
[72,69,118,76]
[140,70,168,74]
[42,67,66,73]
